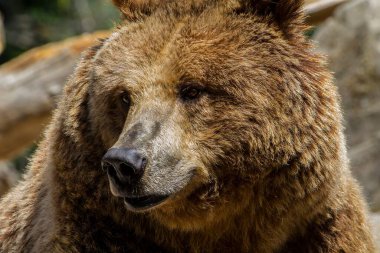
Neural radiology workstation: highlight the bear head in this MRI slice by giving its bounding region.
[57,0,340,231]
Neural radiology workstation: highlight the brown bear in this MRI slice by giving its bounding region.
[0,0,376,252]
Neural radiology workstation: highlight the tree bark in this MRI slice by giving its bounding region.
[0,1,349,160]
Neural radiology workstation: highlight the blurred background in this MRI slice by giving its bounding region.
[0,0,118,180]
[0,0,379,247]
[0,0,118,63]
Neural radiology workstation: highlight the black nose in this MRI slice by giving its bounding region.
[102,148,147,184]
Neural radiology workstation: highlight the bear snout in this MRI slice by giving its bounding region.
[102,147,147,195]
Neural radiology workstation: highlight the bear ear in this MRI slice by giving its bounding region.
[237,0,305,37]
[112,0,164,21]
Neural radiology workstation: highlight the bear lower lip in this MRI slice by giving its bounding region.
[124,195,169,210]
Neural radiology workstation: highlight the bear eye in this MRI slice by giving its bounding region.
[180,86,203,101]
[120,92,131,109]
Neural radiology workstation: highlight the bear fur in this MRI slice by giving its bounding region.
[0,0,375,252]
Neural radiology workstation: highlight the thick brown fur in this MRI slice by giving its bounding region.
[0,0,375,252]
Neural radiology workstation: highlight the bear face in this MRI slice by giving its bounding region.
[0,1,375,252]
[62,0,339,231]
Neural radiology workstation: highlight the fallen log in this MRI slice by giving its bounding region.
[0,12,4,54]
[0,31,110,159]
[305,0,348,25]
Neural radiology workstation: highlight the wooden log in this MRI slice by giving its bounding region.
[0,12,4,54]
[304,0,348,25]
[0,31,110,159]
[0,0,349,160]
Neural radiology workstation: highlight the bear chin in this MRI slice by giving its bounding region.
[123,195,170,212]
[145,183,251,232]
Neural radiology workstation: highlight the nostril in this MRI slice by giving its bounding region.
[141,157,147,169]
[119,163,136,178]
[102,162,116,176]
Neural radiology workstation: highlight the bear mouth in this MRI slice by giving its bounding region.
[124,195,169,211]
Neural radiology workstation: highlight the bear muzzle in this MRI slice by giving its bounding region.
[102,147,170,211]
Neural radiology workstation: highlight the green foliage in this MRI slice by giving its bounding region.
[0,0,118,64]
[0,0,119,172]
[0,44,24,64]
[12,145,37,173]
[305,27,317,38]
[57,0,71,11]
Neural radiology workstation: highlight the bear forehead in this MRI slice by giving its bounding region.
[92,11,285,90]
